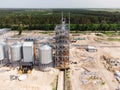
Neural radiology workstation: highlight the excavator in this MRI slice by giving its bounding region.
[18,62,33,74]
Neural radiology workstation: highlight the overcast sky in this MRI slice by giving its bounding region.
[0,0,120,8]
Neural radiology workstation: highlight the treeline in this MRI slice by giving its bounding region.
[0,9,120,31]
[70,24,120,31]
[5,24,120,32]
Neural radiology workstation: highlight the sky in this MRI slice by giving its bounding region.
[0,0,120,8]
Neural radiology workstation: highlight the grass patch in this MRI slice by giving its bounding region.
[102,32,113,36]
[102,32,119,36]
[101,81,106,85]
[70,31,89,35]
[52,75,57,90]
[52,87,57,90]
[107,38,120,41]
[41,31,48,34]
[65,70,71,90]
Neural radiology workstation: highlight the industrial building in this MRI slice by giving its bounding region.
[54,17,70,69]
[0,15,70,73]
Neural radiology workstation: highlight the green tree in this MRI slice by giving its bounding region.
[18,23,23,35]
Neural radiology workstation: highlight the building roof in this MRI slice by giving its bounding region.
[87,46,95,49]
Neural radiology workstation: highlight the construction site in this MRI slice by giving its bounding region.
[0,18,120,90]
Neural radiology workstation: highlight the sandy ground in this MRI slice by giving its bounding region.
[57,71,64,90]
[70,33,120,90]
[0,67,59,90]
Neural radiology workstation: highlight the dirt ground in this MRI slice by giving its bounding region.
[0,67,59,90]
[70,33,120,90]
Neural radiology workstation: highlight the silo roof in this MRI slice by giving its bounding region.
[23,42,33,47]
[11,43,22,47]
[40,45,51,50]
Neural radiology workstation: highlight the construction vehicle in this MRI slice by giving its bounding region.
[71,39,77,43]
[18,62,33,74]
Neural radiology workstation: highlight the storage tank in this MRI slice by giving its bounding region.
[10,42,22,62]
[38,45,53,71]
[0,42,7,67]
[0,42,7,60]
[23,42,34,63]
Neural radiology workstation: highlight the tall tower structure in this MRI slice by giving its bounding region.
[54,13,70,69]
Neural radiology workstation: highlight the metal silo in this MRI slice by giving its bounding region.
[0,42,7,60]
[23,42,34,63]
[0,42,7,66]
[10,42,22,63]
[38,45,53,71]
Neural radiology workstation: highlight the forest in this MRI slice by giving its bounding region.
[0,8,120,32]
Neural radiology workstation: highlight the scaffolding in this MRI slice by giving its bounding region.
[54,17,70,69]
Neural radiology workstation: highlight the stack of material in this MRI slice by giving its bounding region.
[114,71,120,83]
[102,55,120,71]
[86,45,97,52]
[80,69,104,85]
